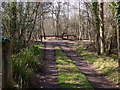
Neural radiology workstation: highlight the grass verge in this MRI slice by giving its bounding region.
[55,46,93,88]
[73,41,119,84]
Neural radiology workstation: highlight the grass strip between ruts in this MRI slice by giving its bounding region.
[55,46,93,88]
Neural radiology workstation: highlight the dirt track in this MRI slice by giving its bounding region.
[36,41,58,88]
[37,40,119,89]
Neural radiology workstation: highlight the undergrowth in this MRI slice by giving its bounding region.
[12,43,44,88]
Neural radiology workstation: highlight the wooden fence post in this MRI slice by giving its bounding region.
[2,38,13,88]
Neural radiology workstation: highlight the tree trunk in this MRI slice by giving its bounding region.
[27,3,40,43]
[92,1,101,55]
[42,16,46,39]
[67,0,69,39]
[56,2,61,36]
[99,1,105,54]
[78,0,81,40]
[117,1,120,85]
[10,2,17,53]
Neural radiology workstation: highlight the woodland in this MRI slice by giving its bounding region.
[1,0,120,89]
